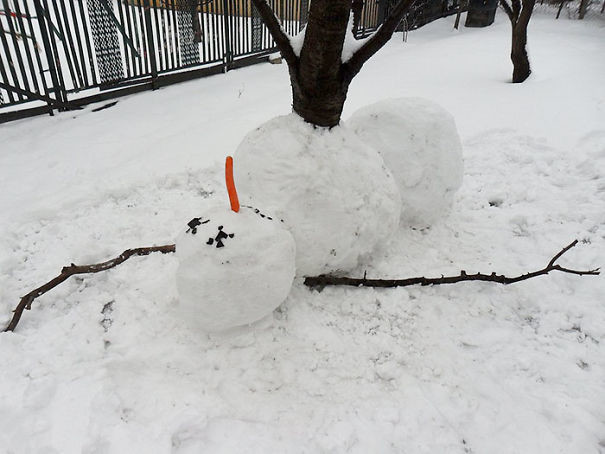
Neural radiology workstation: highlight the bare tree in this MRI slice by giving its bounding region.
[251,0,416,127]
[500,0,536,83]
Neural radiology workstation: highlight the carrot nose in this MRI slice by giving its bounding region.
[225,156,240,213]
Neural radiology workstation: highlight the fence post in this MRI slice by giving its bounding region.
[32,0,65,114]
[222,0,232,72]
[142,0,159,88]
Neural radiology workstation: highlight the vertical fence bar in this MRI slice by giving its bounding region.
[0,34,16,103]
[222,0,231,70]
[67,0,88,87]
[23,0,50,99]
[56,0,83,89]
[32,0,65,111]
[78,0,97,85]
[12,0,39,93]
[151,2,164,71]
[142,0,158,87]
[1,0,27,97]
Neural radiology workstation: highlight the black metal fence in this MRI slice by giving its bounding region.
[0,0,461,123]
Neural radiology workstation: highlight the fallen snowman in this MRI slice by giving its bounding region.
[175,157,296,332]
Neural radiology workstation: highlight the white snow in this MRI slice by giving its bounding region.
[1,10,604,454]
[175,205,296,332]
[288,26,306,57]
[348,97,464,227]
[234,113,400,275]
[341,13,370,63]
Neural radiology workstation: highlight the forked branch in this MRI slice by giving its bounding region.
[304,240,599,290]
[250,0,298,65]
[3,244,175,332]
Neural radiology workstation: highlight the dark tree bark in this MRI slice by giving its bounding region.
[500,0,536,83]
[251,0,415,127]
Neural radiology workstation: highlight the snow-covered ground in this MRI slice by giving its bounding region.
[1,10,604,454]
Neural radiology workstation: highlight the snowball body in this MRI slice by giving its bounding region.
[348,98,464,227]
[234,114,401,276]
[175,206,296,332]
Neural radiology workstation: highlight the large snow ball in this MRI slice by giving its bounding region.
[234,113,401,276]
[175,205,296,332]
[347,98,464,227]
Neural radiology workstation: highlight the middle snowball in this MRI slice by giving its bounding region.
[234,113,401,276]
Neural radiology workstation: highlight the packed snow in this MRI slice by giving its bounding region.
[348,97,464,227]
[175,205,296,332]
[341,13,370,63]
[1,10,604,454]
[235,113,400,275]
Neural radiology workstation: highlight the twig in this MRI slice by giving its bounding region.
[304,240,600,290]
[3,244,175,332]
[3,240,599,332]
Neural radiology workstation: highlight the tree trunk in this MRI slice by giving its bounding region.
[250,0,415,127]
[511,24,530,83]
[578,0,589,19]
[291,0,352,127]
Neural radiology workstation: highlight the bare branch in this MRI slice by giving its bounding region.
[344,0,416,81]
[5,240,597,332]
[3,244,175,332]
[499,0,516,21]
[250,0,298,66]
[304,240,599,290]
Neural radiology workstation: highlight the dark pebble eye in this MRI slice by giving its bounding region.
[207,238,214,245]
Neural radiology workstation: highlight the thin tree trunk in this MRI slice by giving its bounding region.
[511,25,530,82]
[578,0,589,18]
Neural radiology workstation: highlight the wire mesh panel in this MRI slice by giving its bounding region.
[176,0,200,66]
[251,2,262,52]
[86,0,124,84]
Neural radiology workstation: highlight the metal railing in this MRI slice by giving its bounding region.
[0,0,461,123]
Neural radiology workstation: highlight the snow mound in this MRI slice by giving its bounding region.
[348,98,464,227]
[234,113,401,276]
[175,205,296,332]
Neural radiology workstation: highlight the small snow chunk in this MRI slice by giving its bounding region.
[288,26,306,57]
[341,13,370,63]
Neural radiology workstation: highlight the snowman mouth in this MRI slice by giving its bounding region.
[242,205,274,221]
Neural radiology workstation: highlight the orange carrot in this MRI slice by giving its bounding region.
[225,156,240,213]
